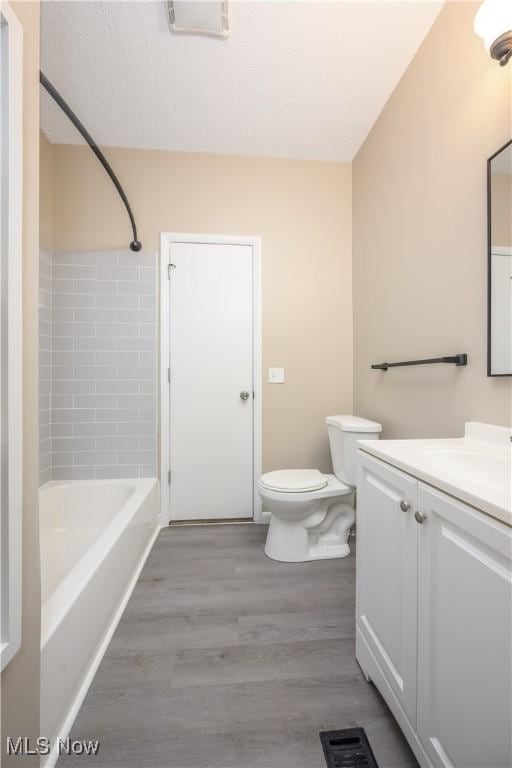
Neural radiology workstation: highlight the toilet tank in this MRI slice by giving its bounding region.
[326,415,382,486]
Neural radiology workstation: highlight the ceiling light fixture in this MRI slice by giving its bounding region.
[474,0,512,66]
[167,1,230,39]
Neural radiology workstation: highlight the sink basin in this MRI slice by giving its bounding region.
[358,422,512,525]
[418,448,510,491]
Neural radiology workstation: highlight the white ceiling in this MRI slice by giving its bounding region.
[41,1,443,162]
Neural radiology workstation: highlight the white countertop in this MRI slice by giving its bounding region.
[358,421,511,527]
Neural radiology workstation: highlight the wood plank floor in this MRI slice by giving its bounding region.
[61,524,418,768]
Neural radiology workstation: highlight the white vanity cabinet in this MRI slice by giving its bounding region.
[356,450,512,768]
[417,484,512,768]
[356,455,419,725]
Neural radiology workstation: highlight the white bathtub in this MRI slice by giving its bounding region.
[40,478,160,766]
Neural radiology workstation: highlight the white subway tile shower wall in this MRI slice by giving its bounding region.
[49,250,157,480]
[39,249,53,485]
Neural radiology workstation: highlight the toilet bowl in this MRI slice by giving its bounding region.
[259,471,355,562]
[259,416,381,563]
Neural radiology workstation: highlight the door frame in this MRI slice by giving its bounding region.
[159,233,262,525]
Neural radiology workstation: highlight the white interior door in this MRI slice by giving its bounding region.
[490,249,512,374]
[169,242,254,521]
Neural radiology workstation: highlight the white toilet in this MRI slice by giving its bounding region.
[258,415,382,562]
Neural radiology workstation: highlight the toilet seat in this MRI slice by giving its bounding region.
[260,469,328,493]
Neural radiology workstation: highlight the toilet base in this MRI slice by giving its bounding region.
[264,499,355,563]
[265,540,351,563]
[308,540,351,561]
[265,544,350,563]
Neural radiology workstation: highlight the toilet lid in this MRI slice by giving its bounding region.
[260,469,328,493]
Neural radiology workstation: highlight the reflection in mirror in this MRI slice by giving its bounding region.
[488,140,512,376]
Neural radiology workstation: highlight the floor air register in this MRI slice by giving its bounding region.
[320,727,379,768]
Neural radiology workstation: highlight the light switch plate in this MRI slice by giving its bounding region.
[268,367,285,384]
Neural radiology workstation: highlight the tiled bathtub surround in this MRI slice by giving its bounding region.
[44,249,157,481]
[39,249,53,485]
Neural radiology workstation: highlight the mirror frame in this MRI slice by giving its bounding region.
[487,137,512,377]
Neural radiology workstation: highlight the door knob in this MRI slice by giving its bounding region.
[414,510,426,524]
[400,500,410,512]
[240,391,250,401]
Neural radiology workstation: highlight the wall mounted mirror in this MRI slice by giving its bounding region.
[488,139,512,376]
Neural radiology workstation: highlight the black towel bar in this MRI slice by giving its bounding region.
[371,354,468,371]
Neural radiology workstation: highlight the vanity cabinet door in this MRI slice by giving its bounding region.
[356,452,419,726]
[417,484,512,768]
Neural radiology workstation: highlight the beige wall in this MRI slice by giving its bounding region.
[40,131,54,251]
[353,1,511,439]
[1,2,41,763]
[48,148,353,472]
[491,172,512,247]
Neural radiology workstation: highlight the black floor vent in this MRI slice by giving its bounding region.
[320,727,379,768]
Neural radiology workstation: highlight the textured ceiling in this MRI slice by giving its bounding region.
[41,1,443,162]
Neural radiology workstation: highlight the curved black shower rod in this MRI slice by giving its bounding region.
[40,71,142,252]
